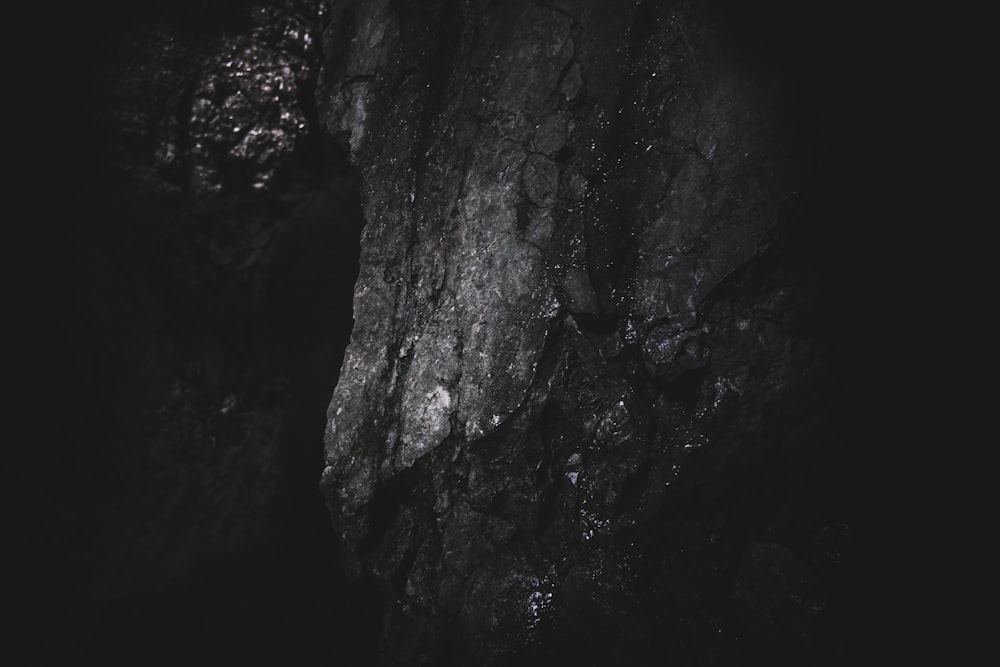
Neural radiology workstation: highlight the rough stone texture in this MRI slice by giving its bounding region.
[318,0,855,664]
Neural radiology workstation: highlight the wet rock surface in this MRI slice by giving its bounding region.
[318,0,862,665]
[15,0,873,665]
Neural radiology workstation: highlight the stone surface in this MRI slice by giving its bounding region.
[318,0,856,664]
[14,0,872,664]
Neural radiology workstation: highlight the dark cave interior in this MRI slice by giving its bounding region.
[17,2,382,663]
[12,1,877,665]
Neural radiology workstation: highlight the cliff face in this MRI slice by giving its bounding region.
[317,0,854,664]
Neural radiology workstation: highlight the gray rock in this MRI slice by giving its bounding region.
[318,0,851,663]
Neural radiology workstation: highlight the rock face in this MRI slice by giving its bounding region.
[318,0,854,664]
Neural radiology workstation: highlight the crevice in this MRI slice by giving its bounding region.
[571,312,621,334]
[390,539,420,598]
[618,457,653,512]
[357,467,418,556]
[552,145,576,162]
[654,364,712,409]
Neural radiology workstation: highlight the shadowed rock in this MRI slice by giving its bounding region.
[318,0,853,664]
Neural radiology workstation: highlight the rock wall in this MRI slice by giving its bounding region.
[318,0,854,664]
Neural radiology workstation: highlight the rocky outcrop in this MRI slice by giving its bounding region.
[318,0,852,664]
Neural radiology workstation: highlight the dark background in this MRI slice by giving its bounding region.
[15,1,379,663]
